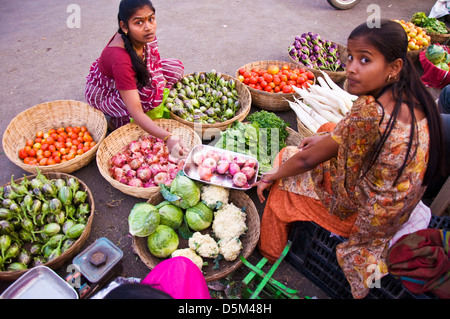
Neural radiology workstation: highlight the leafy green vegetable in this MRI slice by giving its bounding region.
[128,203,160,237]
[159,171,201,209]
[215,111,289,174]
[411,12,448,34]
[425,44,448,65]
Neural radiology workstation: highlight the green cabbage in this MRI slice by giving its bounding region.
[147,225,179,258]
[156,201,184,229]
[159,172,201,209]
[185,202,213,231]
[128,203,160,237]
[425,45,447,65]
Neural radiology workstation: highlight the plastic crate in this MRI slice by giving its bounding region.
[286,215,449,299]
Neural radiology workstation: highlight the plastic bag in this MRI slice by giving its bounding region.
[429,0,450,19]
[130,88,171,122]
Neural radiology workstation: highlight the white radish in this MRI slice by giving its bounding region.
[287,100,319,132]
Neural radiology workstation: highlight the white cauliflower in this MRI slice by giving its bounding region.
[188,232,219,259]
[171,248,204,270]
[212,203,247,240]
[201,185,229,207]
[218,237,243,261]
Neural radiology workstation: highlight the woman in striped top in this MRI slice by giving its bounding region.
[85,0,185,156]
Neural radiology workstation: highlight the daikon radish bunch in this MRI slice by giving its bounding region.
[287,71,357,133]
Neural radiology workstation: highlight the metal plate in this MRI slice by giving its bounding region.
[183,144,259,190]
[0,266,78,299]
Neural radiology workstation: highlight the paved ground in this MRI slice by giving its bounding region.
[0,0,439,299]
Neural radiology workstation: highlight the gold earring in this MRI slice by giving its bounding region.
[124,31,128,36]
[387,75,391,83]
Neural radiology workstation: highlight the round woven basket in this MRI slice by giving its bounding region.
[289,42,348,85]
[235,60,308,112]
[96,120,202,199]
[288,42,348,84]
[407,45,429,65]
[428,26,450,45]
[2,100,107,174]
[169,73,251,134]
[0,172,94,281]
[132,189,260,282]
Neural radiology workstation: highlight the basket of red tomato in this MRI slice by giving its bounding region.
[236,61,315,111]
[2,100,107,174]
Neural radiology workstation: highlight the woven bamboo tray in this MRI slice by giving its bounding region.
[2,100,107,174]
[0,172,94,281]
[169,73,251,134]
[96,120,202,199]
[132,189,260,282]
[235,60,307,112]
[289,42,348,85]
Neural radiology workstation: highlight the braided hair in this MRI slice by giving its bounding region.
[117,0,154,87]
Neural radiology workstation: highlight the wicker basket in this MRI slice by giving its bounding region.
[289,42,348,85]
[132,189,260,282]
[96,120,202,199]
[2,100,107,174]
[0,172,94,281]
[235,60,308,112]
[169,73,251,134]
[428,26,450,45]
[407,45,429,65]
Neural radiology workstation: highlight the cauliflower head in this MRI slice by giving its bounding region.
[212,203,247,240]
[188,232,219,259]
[171,248,204,270]
[201,185,229,207]
[218,237,243,261]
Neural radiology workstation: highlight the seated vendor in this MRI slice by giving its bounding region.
[85,0,185,157]
[253,19,445,299]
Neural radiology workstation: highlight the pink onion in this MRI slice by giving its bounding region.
[149,163,163,176]
[216,160,230,175]
[111,153,127,167]
[228,162,241,176]
[136,165,151,182]
[153,172,168,185]
[128,178,143,187]
[234,155,246,168]
[221,152,234,163]
[233,172,247,187]
[241,166,255,180]
[129,157,143,170]
[244,158,257,169]
[202,157,217,172]
[197,164,213,182]
[192,150,205,166]
[122,164,132,173]
[206,150,220,162]
[144,180,157,188]
[140,139,152,151]
[126,169,136,179]
[129,141,141,153]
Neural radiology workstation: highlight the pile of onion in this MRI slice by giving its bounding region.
[191,148,257,188]
[109,135,184,188]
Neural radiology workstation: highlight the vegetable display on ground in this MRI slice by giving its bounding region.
[288,32,346,72]
[237,64,314,93]
[18,126,96,166]
[0,171,91,272]
[167,70,241,124]
[129,173,248,270]
[108,135,185,188]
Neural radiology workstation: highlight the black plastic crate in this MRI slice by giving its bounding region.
[286,215,449,299]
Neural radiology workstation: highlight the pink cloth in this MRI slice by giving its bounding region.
[140,257,211,299]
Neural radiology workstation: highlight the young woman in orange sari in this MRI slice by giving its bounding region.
[253,19,444,299]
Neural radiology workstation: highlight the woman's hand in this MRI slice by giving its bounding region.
[298,133,329,151]
[166,135,186,159]
[252,175,274,203]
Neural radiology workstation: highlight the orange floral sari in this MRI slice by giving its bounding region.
[259,95,430,299]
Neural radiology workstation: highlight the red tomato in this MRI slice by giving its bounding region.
[306,71,315,80]
[274,86,281,93]
[243,71,252,79]
[282,85,292,93]
[239,67,246,75]
[263,73,273,83]
[249,76,258,85]
[18,148,28,159]
[273,75,281,85]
